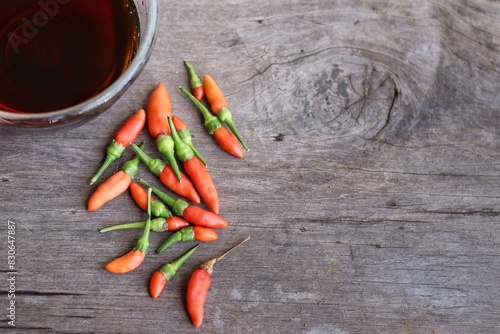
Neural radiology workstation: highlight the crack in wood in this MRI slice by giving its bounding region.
[15,290,87,296]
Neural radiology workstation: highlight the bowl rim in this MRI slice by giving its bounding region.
[0,0,159,124]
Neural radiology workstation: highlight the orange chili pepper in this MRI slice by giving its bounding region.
[147,83,172,136]
[140,179,228,229]
[202,74,226,114]
[105,188,154,274]
[130,144,200,204]
[168,116,219,213]
[156,226,218,254]
[104,249,146,274]
[203,75,248,151]
[147,83,181,180]
[186,237,250,327]
[184,61,204,101]
[149,244,199,299]
[91,109,146,184]
[87,143,143,211]
[88,171,131,212]
[180,86,244,158]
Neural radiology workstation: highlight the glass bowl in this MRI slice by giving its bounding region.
[0,0,159,131]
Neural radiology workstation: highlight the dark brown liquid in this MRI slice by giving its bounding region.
[0,0,139,113]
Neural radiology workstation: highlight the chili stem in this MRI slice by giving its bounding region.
[156,134,181,181]
[156,226,194,254]
[100,217,168,233]
[135,188,153,252]
[90,140,125,185]
[130,143,166,175]
[217,107,249,151]
[168,116,195,162]
[100,221,146,232]
[200,236,250,274]
[160,244,200,280]
[173,116,207,165]
[215,236,250,263]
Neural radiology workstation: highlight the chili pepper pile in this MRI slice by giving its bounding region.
[87,62,250,328]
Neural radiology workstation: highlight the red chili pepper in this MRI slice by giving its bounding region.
[139,179,228,229]
[147,83,182,180]
[99,216,189,233]
[212,126,244,159]
[183,205,228,229]
[180,86,244,158]
[168,116,219,213]
[129,181,173,218]
[203,74,248,151]
[184,61,204,101]
[91,109,146,184]
[186,237,250,327]
[150,244,199,299]
[172,115,206,165]
[87,143,143,211]
[166,217,191,231]
[156,226,218,254]
[105,188,154,274]
[130,143,200,204]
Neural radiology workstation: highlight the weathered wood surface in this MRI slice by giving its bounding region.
[1,0,499,332]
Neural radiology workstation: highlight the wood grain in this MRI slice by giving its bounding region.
[1,0,499,333]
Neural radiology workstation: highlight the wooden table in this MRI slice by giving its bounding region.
[1,0,499,332]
